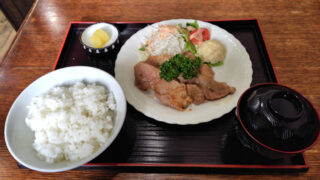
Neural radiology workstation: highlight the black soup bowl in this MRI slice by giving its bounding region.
[235,83,320,159]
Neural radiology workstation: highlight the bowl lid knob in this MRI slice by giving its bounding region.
[268,92,304,121]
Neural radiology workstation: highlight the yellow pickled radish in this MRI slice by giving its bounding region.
[90,35,103,48]
[90,29,110,48]
[95,29,110,42]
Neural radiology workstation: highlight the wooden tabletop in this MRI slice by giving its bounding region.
[1,0,320,179]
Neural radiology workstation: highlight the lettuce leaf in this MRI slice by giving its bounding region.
[186,20,199,29]
[204,61,224,67]
[177,26,197,54]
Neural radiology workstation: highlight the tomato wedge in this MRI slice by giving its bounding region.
[188,28,210,46]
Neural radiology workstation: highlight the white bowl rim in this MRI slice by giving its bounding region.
[80,22,119,49]
[4,66,127,172]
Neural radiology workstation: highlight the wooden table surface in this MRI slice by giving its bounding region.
[1,0,319,179]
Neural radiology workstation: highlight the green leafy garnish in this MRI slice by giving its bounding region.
[204,61,224,67]
[185,41,197,54]
[139,44,148,51]
[177,27,197,54]
[177,27,187,39]
[186,20,199,29]
[160,54,201,81]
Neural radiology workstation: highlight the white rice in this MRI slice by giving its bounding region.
[25,82,116,164]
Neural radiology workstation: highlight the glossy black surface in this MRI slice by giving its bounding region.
[238,84,319,152]
[53,20,307,171]
[234,115,290,159]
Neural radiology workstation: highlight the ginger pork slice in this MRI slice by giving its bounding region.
[134,62,161,91]
[154,79,192,111]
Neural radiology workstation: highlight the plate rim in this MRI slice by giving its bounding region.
[115,18,253,125]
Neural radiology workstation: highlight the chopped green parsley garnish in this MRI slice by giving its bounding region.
[160,54,201,82]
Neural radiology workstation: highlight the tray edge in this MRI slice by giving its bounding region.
[52,19,308,171]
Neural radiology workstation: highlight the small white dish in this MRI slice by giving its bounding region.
[80,23,120,54]
[115,19,253,125]
[4,66,127,172]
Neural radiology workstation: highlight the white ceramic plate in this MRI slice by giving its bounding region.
[115,19,252,125]
[4,66,127,172]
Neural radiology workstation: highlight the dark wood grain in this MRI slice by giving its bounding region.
[1,0,319,179]
[0,0,35,30]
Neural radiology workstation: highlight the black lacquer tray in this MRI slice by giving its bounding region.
[51,19,308,172]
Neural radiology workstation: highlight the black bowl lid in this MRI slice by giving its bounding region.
[237,83,320,152]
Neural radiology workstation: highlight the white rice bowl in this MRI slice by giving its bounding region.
[5,66,127,172]
[25,82,116,164]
